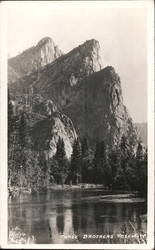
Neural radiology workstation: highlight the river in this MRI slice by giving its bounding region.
[8,188,147,244]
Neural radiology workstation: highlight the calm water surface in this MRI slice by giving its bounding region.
[8,189,147,244]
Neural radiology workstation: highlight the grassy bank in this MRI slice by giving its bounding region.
[9,227,36,244]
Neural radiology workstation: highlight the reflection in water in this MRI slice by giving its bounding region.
[49,212,62,243]
[56,206,64,235]
[8,189,147,244]
[64,208,73,236]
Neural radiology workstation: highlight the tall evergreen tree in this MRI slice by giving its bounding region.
[8,92,14,121]
[119,136,130,189]
[93,141,103,184]
[19,112,28,148]
[81,138,93,183]
[93,141,112,187]
[8,91,16,146]
[134,142,147,196]
[109,147,121,188]
[113,135,135,190]
[70,138,82,184]
[136,142,144,162]
[55,137,66,164]
[55,137,68,185]
[142,148,147,197]
[82,138,89,157]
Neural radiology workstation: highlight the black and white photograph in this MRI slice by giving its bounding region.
[0,0,154,249]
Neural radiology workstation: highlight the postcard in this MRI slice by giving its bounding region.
[0,0,154,249]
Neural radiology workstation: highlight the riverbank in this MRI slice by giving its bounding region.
[8,184,143,200]
[8,183,104,195]
[8,183,139,193]
[8,184,105,198]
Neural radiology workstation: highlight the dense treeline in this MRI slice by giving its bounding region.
[8,94,147,197]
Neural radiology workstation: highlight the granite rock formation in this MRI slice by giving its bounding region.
[8,37,62,83]
[9,38,138,150]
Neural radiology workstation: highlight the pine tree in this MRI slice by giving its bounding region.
[82,138,89,157]
[55,137,66,164]
[55,137,68,185]
[109,147,121,188]
[48,157,58,184]
[19,112,28,148]
[142,148,147,197]
[136,142,144,162]
[119,136,130,189]
[16,111,29,178]
[37,150,47,187]
[81,138,93,183]
[25,150,39,190]
[93,141,103,184]
[8,92,14,122]
[134,142,147,196]
[8,91,16,146]
[93,141,112,187]
[113,136,136,190]
[70,138,82,184]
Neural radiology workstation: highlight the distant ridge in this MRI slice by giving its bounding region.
[135,122,147,145]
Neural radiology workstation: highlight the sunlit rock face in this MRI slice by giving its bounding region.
[8,37,62,83]
[31,99,77,159]
[48,115,78,159]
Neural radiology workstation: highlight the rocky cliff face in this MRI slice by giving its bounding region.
[64,66,138,147]
[10,39,102,107]
[9,96,78,159]
[9,38,138,149]
[34,99,77,159]
[8,37,62,83]
[31,111,77,159]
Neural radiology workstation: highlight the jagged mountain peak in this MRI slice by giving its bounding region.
[9,38,138,150]
[8,36,63,83]
[36,36,62,53]
[37,36,54,47]
[65,38,102,67]
[79,38,100,49]
[10,38,103,101]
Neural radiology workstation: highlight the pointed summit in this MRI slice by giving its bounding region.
[64,38,102,74]
[79,39,102,72]
[81,38,100,48]
[37,37,53,47]
[8,37,62,83]
[10,38,103,102]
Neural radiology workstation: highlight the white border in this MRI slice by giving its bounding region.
[0,1,154,249]
[0,1,8,248]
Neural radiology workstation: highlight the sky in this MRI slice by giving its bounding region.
[5,1,148,123]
